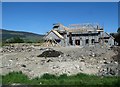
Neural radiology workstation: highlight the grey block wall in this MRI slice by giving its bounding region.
[45,28,115,47]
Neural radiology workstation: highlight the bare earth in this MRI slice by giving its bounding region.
[0,44,119,78]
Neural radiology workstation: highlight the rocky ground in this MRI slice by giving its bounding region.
[0,43,119,78]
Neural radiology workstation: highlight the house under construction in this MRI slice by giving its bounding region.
[44,23,115,47]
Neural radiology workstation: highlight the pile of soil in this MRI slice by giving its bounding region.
[37,50,63,57]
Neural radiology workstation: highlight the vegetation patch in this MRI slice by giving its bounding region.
[1,71,120,86]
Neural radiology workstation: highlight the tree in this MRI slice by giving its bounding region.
[6,36,24,43]
[116,27,120,46]
[117,27,120,34]
[110,27,120,46]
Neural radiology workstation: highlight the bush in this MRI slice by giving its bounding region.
[40,73,57,79]
[59,74,68,79]
[111,27,120,46]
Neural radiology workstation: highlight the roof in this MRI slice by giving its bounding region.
[45,29,64,40]
[105,32,115,39]
[62,25,103,33]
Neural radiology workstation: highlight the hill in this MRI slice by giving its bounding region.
[0,29,45,43]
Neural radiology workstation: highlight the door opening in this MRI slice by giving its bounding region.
[75,40,80,45]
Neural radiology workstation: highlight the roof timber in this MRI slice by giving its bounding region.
[52,30,64,39]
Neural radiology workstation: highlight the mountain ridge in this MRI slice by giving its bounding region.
[0,29,45,43]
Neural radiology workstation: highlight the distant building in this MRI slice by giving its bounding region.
[44,23,115,47]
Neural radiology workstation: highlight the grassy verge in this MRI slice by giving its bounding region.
[1,71,120,86]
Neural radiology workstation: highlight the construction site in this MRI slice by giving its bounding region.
[44,23,116,47]
[0,24,119,79]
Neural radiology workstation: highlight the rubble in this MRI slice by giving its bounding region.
[0,44,119,78]
[111,46,120,76]
[1,44,35,53]
[98,63,118,76]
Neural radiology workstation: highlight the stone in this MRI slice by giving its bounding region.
[103,58,107,60]
[11,83,21,86]
[9,59,13,62]
[80,67,83,71]
[75,65,79,69]
[47,59,53,62]
[80,59,85,62]
[90,52,96,57]
[66,54,70,57]
[96,66,100,69]
[104,61,108,64]
[21,64,26,68]
[109,68,116,75]
[52,66,59,69]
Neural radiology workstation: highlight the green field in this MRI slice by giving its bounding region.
[1,71,120,86]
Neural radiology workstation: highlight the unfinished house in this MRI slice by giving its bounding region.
[44,23,115,47]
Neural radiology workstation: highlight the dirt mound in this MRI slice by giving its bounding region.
[37,50,63,57]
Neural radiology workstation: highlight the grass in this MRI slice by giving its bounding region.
[1,71,120,86]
